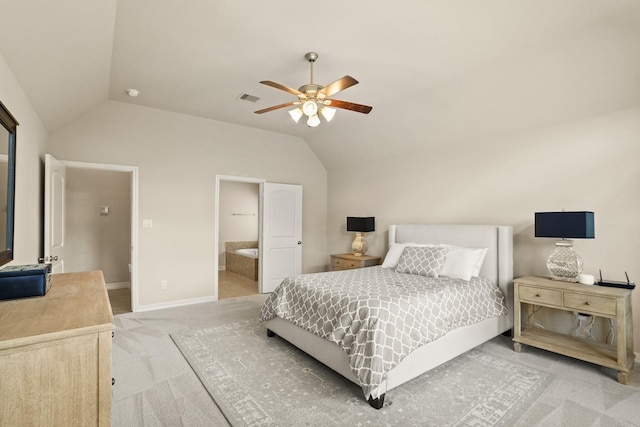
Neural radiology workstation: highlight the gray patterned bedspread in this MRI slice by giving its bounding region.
[259,266,508,399]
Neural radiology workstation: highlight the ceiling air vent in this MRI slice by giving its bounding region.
[238,93,260,103]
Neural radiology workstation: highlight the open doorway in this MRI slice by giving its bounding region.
[44,156,139,313]
[66,167,131,313]
[217,178,261,299]
[214,175,303,299]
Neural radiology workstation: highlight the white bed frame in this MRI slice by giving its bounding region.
[265,224,513,408]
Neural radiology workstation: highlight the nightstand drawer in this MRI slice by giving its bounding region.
[332,258,361,270]
[339,259,361,269]
[518,286,562,307]
[332,258,348,269]
[330,254,382,271]
[563,292,616,316]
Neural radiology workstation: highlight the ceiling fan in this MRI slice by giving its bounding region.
[255,52,372,127]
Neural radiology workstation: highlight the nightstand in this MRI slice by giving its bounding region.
[513,276,634,384]
[330,253,381,271]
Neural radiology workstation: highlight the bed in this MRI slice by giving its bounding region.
[260,224,513,409]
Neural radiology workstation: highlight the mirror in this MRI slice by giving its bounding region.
[0,101,17,266]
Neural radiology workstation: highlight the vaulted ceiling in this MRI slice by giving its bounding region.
[1,0,639,169]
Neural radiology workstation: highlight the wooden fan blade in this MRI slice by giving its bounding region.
[260,81,303,96]
[254,101,297,114]
[318,76,358,98]
[325,99,372,114]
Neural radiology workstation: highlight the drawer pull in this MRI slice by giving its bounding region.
[585,301,590,305]
[535,294,540,297]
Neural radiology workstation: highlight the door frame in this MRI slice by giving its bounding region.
[214,175,265,299]
[61,160,140,312]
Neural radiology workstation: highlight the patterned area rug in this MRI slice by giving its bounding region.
[171,319,553,427]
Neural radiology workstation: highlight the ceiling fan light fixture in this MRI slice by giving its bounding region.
[307,114,320,127]
[289,107,303,123]
[302,100,318,117]
[320,106,336,122]
[255,52,373,128]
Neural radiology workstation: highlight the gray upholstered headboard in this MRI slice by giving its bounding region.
[389,224,514,312]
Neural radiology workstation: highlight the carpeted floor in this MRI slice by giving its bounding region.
[171,319,553,426]
[111,295,640,426]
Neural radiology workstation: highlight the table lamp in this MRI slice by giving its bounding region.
[347,217,375,256]
[535,211,595,281]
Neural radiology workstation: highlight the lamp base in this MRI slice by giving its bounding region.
[547,240,583,282]
[352,233,368,256]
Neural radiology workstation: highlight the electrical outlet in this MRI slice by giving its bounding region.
[160,280,167,290]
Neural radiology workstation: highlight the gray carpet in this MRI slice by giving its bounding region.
[172,319,552,426]
[112,295,640,426]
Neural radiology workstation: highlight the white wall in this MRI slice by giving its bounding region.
[327,106,640,353]
[65,168,131,284]
[218,180,259,267]
[48,100,327,308]
[0,51,48,265]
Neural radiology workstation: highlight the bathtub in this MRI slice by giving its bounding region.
[225,241,258,281]
[235,248,258,258]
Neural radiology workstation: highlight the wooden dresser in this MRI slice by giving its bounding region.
[0,271,113,426]
[330,253,382,271]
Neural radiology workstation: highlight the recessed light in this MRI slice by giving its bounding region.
[126,89,140,97]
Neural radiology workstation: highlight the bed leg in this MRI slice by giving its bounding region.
[367,394,385,409]
[266,329,276,337]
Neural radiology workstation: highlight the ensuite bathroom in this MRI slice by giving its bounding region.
[218,180,260,299]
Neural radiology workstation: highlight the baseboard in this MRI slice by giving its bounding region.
[219,266,226,271]
[106,281,130,290]
[135,295,217,312]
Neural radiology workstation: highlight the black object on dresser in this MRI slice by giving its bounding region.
[0,263,52,300]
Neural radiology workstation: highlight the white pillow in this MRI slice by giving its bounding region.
[381,242,428,269]
[439,246,488,281]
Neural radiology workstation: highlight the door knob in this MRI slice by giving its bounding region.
[298,241,302,245]
[50,255,58,261]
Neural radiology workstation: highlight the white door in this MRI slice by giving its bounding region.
[44,154,66,273]
[261,183,302,293]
